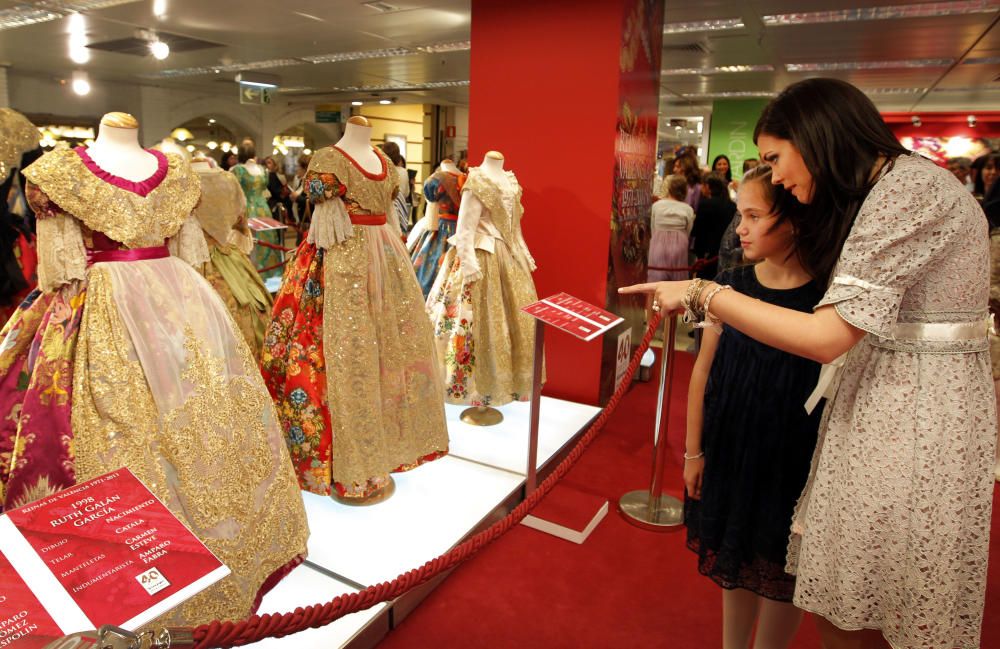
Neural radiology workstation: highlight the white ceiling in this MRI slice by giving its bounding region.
[0,0,996,112]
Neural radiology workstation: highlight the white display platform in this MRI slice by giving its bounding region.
[303,456,524,587]
[446,397,601,475]
[243,563,387,649]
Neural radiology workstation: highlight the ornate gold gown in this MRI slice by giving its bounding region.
[262,146,448,498]
[193,166,273,361]
[426,168,541,406]
[0,147,308,625]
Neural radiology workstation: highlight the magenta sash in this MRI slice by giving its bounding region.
[87,245,170,267]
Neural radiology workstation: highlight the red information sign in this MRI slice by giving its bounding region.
[0,469,229,642]
[247,216,288,232]
[522,292,624,342]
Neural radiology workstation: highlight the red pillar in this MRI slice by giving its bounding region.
[470,0,664,405]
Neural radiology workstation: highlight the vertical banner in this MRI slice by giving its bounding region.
[706,99,769,175]
[601,0,664,402]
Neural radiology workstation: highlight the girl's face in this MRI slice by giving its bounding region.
[672,159,683,175]
[983,161,999,192]
[714,158,730,175]
[736,180,795,262]
[756,134,815,204]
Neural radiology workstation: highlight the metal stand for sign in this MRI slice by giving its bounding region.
[618,312,684,530]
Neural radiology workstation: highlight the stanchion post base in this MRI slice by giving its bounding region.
[332,476,396,506]
[618,490,683,531]
[460,406,504,426]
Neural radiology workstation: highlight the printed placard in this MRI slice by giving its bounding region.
[522,292,624,342]
[0,469,229,640]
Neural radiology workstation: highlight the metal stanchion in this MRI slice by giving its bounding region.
[525,319,545,494]
[618,311,684,530]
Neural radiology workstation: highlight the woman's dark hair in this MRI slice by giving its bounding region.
[753,78,909,285]
[711,154,733,183]
[704,173,728,198]
[237,139,256,163]
[674,154,701,187]
[380,141,403,166]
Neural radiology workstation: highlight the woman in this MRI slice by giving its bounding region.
[622,78,993,649]
[690,174,735,279]
[648,175,694,281]
[673,153,703,211]
[711,154,733,184]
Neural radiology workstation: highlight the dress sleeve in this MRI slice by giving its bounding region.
[816,159,974,337]
[453,191,484,282]
[305,171,345,204]
[26,182,87,293]
[168,213,211,268]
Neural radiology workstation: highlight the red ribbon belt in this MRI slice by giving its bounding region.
[87,245,170,267]
[350,213,387,226]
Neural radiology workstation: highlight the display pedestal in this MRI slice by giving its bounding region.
[331,476,396,506]
[521,485,608,544]
[459,406,503,426]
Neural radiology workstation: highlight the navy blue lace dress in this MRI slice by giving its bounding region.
[684,264,824,601]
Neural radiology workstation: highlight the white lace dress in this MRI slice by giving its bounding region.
[787,154,996,649]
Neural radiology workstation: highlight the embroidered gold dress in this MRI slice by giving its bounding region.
[262,146,448,499]
[193,166,273,360]
[0,147,308,625]
[426,168,541,406]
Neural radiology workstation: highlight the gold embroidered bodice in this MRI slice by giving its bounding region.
[0,108,39,180]
[193,167,247,246]
[307,146,397,215]
[462,168,524,242]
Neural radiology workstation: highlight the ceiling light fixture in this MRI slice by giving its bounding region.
[170,127,193,141]
[152,0,166,17]
[968,115,977,127]
[963,56,1000,65]
[414,40,471,53]
[379,98,393,105]
[70,70,91,96]
[351,100,363,106]
[208,118,215,124]
[911,115,922,127]
[0,0,141,32]
[235,72,280,88]
[762,1,999,25]
[663,18,744,34]
[149,39,170,60]
[206,141,218,150]
[786,59,952,71]
[662,64,773,75]
[682,91,777,99]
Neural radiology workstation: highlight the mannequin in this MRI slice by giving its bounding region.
[440,158,461,175]
[238,138,264,176]
[86,112,159,182]
[480,150,511,191]
[336,116,381,174]
[190,157,212,172]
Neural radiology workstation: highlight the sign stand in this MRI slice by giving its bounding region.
[519,293,623,544]
[618,312,684,530]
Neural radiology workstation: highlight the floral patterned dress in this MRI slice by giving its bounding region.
[193,166,272,361]
[262,145,448,499]
[426,168,541,406]
[232,163,282,280]
[0,147,308,625]
[409,169,465,297]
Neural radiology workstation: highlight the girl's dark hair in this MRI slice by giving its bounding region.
[711,154,733,183]
[237,139,256,163]
[704,173,728,198]
[753,78,909,285]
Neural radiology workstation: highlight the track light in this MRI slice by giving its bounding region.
[71,71,91,96]
[911,115,922,127]
[967,115,977,127]
[150,39,170,60]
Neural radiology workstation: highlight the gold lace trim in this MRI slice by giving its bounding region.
[36,214,87,292]
[308,146,397,215]
[0,108,39,180]
[22,149,201,248]
[462,168,523,240]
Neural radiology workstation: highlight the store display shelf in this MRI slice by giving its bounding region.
[446,396,601,475]
[258,396,600,648]
[243,563,389,649]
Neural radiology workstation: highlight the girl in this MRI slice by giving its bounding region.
[622,78,993,649]
[684,165,823,649]
[648,174,695,282]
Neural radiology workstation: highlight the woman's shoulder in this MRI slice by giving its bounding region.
[866,153,982,221]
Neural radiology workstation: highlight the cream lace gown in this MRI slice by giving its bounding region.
[788,154,995,649]
[0,147,308,625]
[426,168,541,406]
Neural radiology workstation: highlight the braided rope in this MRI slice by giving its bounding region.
[192,311,667,648]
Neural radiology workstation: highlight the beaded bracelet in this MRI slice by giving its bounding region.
[697,284,732,329]
[681,278,709,323]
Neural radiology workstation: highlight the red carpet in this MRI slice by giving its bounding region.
[378,349,1000,648]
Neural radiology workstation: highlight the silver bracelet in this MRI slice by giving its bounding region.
[683,451,705,461]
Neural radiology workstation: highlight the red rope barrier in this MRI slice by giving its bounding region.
[190,311,669,648]
[255,240,297,253]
